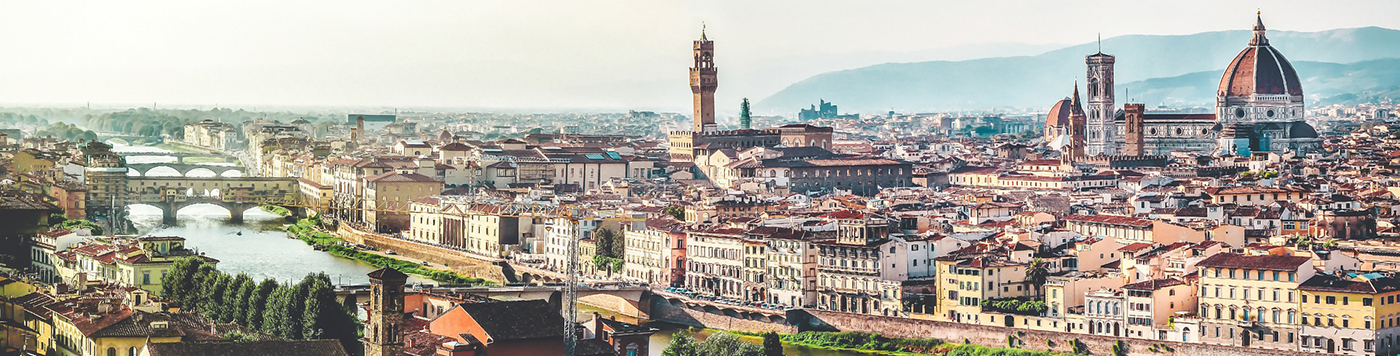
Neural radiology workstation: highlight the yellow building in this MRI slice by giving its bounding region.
[52,290,214,356]
[1298,272,1400,355]
[1,278,43,354]
[933,256,1028,325]
[1196,253,1314,351]
[13,149,58,178]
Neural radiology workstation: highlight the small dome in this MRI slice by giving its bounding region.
[1218,14,1303,98]
[1289,122,1318,138]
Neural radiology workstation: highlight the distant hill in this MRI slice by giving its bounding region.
[757,27,1400,113]
[1122,59,1400,106]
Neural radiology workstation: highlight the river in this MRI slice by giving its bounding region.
[113,143,860,355]
[115,143,426,285]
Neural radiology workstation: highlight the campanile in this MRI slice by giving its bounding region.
[690,26,717,132]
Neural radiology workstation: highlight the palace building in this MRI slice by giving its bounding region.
[668,27,834,163]
[1046,13,1321,158]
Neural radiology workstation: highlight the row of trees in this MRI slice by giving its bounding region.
[33,122,98,142]
[161,257,359,348]
[662,331,778,356]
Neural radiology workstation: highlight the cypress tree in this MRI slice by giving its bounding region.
[247,279,278,330]
[201,272,231,321]
[281,274,314,339]
[187,264,217,312]
[262,286,291,336]
[228,274,255,325]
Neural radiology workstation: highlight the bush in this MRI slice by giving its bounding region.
[286,219,488,285]
[980,298,1047,315]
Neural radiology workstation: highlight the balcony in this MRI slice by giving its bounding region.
[1237,320,1256,328]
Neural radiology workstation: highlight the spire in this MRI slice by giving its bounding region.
[1251,11,1268,46]
[701,22,708,41]
[1071,81,1082,110]
[1097,33,1102,54]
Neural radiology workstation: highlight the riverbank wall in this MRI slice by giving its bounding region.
[335,224,508,283]
[647,297,798,334]
[794,309,1310,356]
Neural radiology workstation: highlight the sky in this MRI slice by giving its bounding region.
[0,0,1397,113]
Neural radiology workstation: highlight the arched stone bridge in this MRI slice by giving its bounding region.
[126,163,245,178]
[120,151,227,164]
[125,177,301,223]
[335,284,653,320]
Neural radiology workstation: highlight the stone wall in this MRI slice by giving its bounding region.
[649,298,798,334]
[336,224,507,283]
[799,310,1311,356]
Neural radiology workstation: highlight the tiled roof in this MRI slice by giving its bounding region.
[1299,273,1400,294]
[364,172,440,183]
[144,340,349,356]
[455,300,564,341]
[1196,253,1310,272]
[1122,278,1185,290]
[1064,214,1153,228]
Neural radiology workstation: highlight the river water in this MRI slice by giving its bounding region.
[115,143,424,285]
[113,143,859,356]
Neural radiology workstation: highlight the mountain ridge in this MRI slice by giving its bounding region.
[757,26,1400,113]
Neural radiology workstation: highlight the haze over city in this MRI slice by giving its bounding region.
[2,0,1399,112]
[7,2,1400,356]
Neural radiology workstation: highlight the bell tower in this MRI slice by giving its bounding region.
[1086,39,1116,156]
[691,25,718,132]
[365,268,407,356]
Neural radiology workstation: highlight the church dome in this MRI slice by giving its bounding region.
[1289,122,1319,138]
[1218,14,1303,98]
[1047,98,1074,128]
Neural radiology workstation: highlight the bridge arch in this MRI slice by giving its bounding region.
[128,164,245,178]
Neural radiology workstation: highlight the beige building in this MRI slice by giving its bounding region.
[684,227,747,300]
[362,172,443,233]
[1123,278,1197,341]
[1196,253,1314,351]
[622,219,685,286]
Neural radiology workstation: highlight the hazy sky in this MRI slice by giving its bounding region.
[1,0,1397,113]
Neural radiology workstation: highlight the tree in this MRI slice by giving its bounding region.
[594,228,625,259]
[1025,258,1049,297]
[228,274,255,325]
[187,263,218,311]
[663,206,685,221]
[246,279,278,329]
[301,273,359,349]
[761,332,783,356]
[200,272,232,321]
[696,332,764,356]
[160,257,205,307]
[662,332,700,356]
[262,286,292,336]
[280,274,314,339]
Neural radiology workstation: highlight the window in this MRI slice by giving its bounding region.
[1365,298,1374,306]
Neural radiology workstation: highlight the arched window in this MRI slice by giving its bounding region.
[129,347,138,356]
[107,348,117,356]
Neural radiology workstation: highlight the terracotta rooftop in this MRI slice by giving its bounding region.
[1197,253,1311,272]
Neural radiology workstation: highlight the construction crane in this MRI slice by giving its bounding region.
[271,199,642,356]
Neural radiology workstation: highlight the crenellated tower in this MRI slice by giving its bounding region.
[691,26,718,132]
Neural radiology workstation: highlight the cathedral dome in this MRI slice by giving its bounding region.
[1047,98,1075,128]
[1218,14,1303,98]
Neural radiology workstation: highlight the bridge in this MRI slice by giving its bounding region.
[126,163,245,177]
[125,176,300,223]
[120,151,229,164]
[99,133,162,144]
[335,284,653,319]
